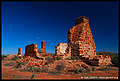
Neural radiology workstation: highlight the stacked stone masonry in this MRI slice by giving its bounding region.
[39,41,46,56]
[55,43,71,59]
[67,16,96,58]
[25,44,37,57]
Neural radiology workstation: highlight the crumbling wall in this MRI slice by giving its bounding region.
[55,43,71,59]
[25,44,37,57]
[67,16,96,58]
[55,43,68,56]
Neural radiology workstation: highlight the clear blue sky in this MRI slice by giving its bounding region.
[2,1,119,55]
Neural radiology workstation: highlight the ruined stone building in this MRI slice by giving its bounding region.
[55,16,96,59]
[25,44,37,57]
[67,16,96,59]
[55,16,111,65]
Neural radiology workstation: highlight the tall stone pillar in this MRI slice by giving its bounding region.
[18,48,22,56]
[40,41,46,55]
[41,41,45,48]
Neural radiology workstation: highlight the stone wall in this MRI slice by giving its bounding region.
[25,44,37,57]
[55,43,71,59]
[67,16,96,58]
[55,43,68,56]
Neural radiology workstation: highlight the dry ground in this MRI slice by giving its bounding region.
[1,55,119,80]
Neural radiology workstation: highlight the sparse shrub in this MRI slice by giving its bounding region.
[74,69,79,74]
[11,56,19,61]
[111,54,119,67]
[16,62,22,68]
[79,67,84,73]
[85,69,91,73]
[56,57,61,60]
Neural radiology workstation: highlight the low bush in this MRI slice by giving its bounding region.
[16,62,23,68]
[11,56,19,61]
[79,67,84,73]
[56,57,61,60]
[74,69,79,74]
[111,54,119,67]
[74,67,84,74]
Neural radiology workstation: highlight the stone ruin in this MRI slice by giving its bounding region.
[55,16,111,65]
[17,48,22,57]
[67,16,96,59]
[55,43,68,56]
[55,43,70,59]
[38,41,46,56]
[17,16,111,66]
[25,44,37,57]
[24,41,48,60]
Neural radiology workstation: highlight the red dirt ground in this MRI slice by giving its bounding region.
[2,60,118,80]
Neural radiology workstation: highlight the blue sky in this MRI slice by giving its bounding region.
[2,1,119,55]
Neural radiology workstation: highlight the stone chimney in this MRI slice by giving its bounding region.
[18,48,22,56]
[40,41,46,55]
[41,41,45,48]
